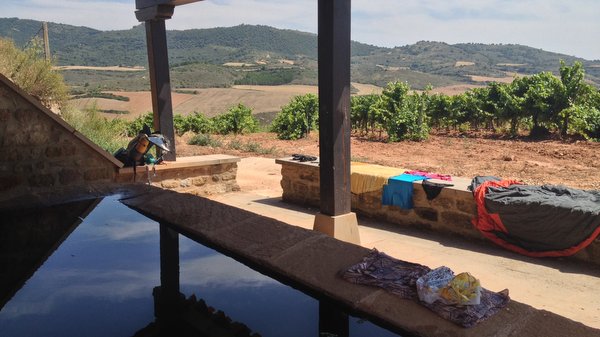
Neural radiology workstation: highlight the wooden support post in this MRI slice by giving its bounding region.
[317,0,352,216]
[314,0,359,244]
[136,1,204,161]
[159,224,179,295]
[42,22,50,61]
[153,224,183,322]
[319,300,349,337]
[140,8,176,161]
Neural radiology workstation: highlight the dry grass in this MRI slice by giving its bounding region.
[222,62,255,67]
[454,61,475,67]
[55,65,145,71]
[71,86,318,120]
[70,82,479,121]
[430,84,484,95]
[469,75,515,83]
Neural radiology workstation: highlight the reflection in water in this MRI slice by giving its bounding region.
[0,196,399,337]
[0,197,159,337]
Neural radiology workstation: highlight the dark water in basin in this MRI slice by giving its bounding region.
[0,196,399,337]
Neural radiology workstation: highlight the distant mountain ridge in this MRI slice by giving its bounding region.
[0,18,381,66]
[1,17,599,89]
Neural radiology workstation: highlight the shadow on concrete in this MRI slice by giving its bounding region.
[355,213,600,279]
[252,197,320,214]
[248,197,600,278]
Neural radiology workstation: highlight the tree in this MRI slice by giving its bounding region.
[0,38,68,109]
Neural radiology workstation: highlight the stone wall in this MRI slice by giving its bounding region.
[116,155,240,196]
[0,74,121,204]
[276,158,600,265]
[0,74,241,204]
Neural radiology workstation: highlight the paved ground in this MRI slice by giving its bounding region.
[208,157,600,329]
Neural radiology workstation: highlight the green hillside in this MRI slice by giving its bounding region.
[354,41,600,87]
[0,18,381,66]
[1,17,599,90]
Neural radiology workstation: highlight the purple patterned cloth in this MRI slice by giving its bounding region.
[341,249,510,328]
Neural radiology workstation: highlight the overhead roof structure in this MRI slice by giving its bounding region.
[135,0,359,244]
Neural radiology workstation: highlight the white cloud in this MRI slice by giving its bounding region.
[4,0,137,30]
[2,0,599,59]
[180,255,277,288]
[2,254,275,319]
[350,0,600,59]
[87,219,157,241]
[1,268,157,318]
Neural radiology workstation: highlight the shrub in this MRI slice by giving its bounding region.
[228,140,278,155]
[212,103,259,135]
[126,112,153,137]
[227,139,243,150]
[234,68,297,85]
[570,105,600,141]
[173,114,187,136]
[375,81,429,141]
[61,104,128,153]
[0,38,68,108]
[351,94,380,135]
[188,133,222,147]
[185,111,214,134]
[270,94,319,140]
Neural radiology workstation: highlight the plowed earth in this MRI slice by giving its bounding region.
[176,132,600,191]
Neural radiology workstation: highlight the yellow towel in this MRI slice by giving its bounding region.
[350,162,405,194]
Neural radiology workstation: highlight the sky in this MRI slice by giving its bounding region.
[3,0,600,60]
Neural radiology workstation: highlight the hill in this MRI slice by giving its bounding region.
[0,18,381,66]
[1,17,599,90]
[354,41,600,87]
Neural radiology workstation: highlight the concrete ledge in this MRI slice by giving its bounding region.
[116,155,240,196]
[120,186,600,337]
[117,154,241,174]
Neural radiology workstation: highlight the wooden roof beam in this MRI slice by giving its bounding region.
[135,0,203,10]
[135,0,203,20]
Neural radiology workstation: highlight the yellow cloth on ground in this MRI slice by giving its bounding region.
[350,162,405,194]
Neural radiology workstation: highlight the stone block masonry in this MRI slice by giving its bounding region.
[0,74,122,204]
[116,155,240,196]
[276,158,600,266]
[0,73,240,204]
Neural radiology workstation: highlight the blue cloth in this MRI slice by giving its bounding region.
[382,174,429,209]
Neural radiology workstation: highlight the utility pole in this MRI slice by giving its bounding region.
[42,22,50,60]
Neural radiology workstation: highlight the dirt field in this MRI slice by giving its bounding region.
[469,74,515,83]
[69,82,600,190]
[69,83,383,120]
[55,65,145,71]
[70,88,299,120]
[176,132,600,190]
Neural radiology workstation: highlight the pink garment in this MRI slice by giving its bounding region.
[404,170,452,181]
